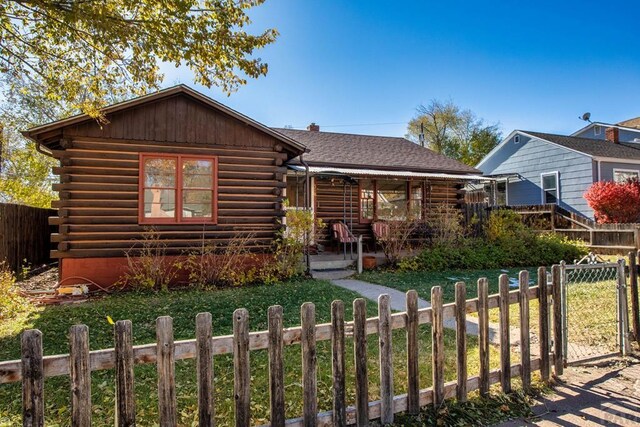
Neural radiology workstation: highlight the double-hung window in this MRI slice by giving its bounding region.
[541,172,559,205]
[140,154,218,224]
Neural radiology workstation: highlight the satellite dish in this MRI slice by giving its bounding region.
[580,112,592,122]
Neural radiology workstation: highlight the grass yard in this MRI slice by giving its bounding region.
[0,277,507,426]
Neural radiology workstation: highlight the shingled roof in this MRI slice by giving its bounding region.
[273,128,479,174]
[523,130,640,160]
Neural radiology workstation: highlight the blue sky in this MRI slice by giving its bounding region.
[161,0,640,138]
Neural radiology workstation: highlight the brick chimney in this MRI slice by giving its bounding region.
[307,122,320,132]
[605,126,620,144]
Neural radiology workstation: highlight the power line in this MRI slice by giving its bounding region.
[287,121,407,129]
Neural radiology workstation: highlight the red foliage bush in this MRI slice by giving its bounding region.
[584,179,640,223]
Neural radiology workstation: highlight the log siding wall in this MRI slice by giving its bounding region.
[47,95,292,261]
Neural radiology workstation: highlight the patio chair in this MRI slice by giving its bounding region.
[331,221,358,259]
[372,221,390,253]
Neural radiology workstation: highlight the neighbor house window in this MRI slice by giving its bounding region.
[514,135,520,144]
[594,125,601,136]
[541,172,559,204]
[613,169,640,183]
[140,154,218,224]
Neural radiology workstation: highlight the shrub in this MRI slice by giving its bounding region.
[401,233,587,272]
[181,232,260,288]
[426,204,466,245]
[0,262,30,320]
[485,209,532,242]
[584,179,640,223]
[118,228,178,291]
[378,219,419,266]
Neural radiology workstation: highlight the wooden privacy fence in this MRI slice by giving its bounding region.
[0,203,56,272]
[1,268,564,426]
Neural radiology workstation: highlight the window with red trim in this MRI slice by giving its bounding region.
[139,154,218,224]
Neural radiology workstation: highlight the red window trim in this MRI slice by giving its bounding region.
[138,153,218,225]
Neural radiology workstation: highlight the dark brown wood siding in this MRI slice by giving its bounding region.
[48,94,289,259]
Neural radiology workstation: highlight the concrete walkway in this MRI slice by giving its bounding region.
[497,356,640,426]
[331,278,505,343]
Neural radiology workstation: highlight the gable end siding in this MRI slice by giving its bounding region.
[480,135,594,217]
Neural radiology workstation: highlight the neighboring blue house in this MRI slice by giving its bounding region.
[476,122,640,219]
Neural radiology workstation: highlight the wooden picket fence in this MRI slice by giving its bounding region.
[0,267,564,426]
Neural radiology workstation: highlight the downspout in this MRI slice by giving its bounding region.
[299,150,311,275]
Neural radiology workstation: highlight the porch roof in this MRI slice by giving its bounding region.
[287,165,491,181]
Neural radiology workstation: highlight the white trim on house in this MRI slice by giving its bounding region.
[612,168,640,183]
[592,156,640,165]
[287,165,489,181]
[540,171,560,204]
[570,122,640,137]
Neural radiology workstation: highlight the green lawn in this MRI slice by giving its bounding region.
[0,277,505,426]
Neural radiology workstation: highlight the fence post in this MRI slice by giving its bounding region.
[537,267,550,383]
[498,274,511,393]
[301,303,317,427]
[432,286,445,407]
[196,313,214,427]
[21,329,44,427]
[268,306,285,427]
[477,278,490,397]
[353,298,369,427]
[617,259,631,356]
[629,251,640,344]
[156,316,176,427]
[518,271,531,391]
[552,265,564,376]
[233,308,250,427]
[69,325,91,427]
[331,301,346,427]
[405,291,419,414]
[357,235,363,274]
[375,295,392,424]
[454,282,467,402]
[114,320,136,427]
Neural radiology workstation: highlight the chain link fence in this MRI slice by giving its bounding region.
[562,261,630,364]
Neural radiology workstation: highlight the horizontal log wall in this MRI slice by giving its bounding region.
[51,138,287,259]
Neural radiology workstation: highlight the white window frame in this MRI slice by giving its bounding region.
[594,125,601,136]
[514,135,520,144]
[540,171,560,205]
[613,168,640,183]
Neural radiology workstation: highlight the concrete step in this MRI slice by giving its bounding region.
[309,259,354,271]
[310,269,354,280]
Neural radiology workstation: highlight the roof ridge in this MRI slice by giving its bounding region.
[272,127,409,140]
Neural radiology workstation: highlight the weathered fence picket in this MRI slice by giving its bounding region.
[196,312,214,427]
[353,298,369,427]
[537,267,550,383]
[69,325,91,427]
[268,306,285,427]
[552,265,564,376]
[454,282,467,402]
[114,320,135,427]
[519,271,531,391]
[378,294,393,424]
[405,290,420,414]
[21,329,43,427]
[330,300,346,427]
[431,286,445,407]
[301,303,317,427]
[233,308,250,427]
[156,316,177,427]
[477,278,490,397]
[4,269,560,426]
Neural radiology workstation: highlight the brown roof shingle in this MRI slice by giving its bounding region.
[523,131,640,160]
[273,128,479,174]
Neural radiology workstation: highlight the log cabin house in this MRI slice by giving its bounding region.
[24,85,485,287]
